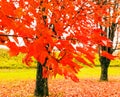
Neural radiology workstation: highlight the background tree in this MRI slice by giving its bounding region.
[94,0,120,81]
[0,0,115,96]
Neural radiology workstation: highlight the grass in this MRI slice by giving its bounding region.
[78,67,120,80]
[0,67,119,81]
[0,49,119,81]
[0,49,37,69]
[0,69,36,81]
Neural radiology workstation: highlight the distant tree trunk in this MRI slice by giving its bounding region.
[99,56,110,81]
[99,24,117,81]
[94,0,118,82]
[34,62,49,97]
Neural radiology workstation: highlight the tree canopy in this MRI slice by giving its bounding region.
[0,0,115,82]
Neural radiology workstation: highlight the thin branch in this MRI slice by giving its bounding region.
[0,34,18,37]
[58,50,66,61]
[0,34,36,39]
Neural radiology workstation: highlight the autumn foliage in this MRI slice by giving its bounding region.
[0,0,115,81]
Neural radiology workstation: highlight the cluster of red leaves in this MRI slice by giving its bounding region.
[0,79,120,97]
[0,0,116,81]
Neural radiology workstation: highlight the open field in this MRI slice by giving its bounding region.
[0,67,119,80]
[0,67,120,97]
[0,69,36,81]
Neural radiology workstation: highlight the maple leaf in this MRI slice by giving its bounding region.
[38,51,48,65]
[101,51,116,60]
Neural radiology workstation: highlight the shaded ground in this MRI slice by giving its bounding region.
[0,78,120,97]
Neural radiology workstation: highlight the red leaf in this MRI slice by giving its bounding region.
[62,68,79,82]
[76,56,92,67]
[7,42,19,56]
[101,51,116,60]
[19,46,27,53]
[42,67,48,78]
[69,74,79,82]
[23,54,33,66]
[38,51,48,65]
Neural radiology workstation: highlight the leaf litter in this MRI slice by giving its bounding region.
[0,78,120,97]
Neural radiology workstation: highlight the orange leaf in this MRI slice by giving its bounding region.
[38,51,48,65]
[7,42,19,56]
[76,56,92,67]
[42,67,48,78]
[101,51,116,60]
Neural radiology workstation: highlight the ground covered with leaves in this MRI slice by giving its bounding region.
[0,78,120,97]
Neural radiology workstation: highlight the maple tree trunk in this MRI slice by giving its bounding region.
[99,23,116,81]
[93,0,118,83]
[99,56,110,81]
[34,62,49,97]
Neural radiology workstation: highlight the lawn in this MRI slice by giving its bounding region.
[0,69,36,81]
[0,67,120,80]
[78,67,120,80]
[0,67,120,97]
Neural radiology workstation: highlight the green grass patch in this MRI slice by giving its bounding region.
[0,67,119,81]
[0,49,119,81]
[77,67,120,79]
[52,67,120,80]
[0,49,37,69]
[0,69,36,81]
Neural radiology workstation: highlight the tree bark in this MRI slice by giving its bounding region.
[34,62,49,97]
[99,56,110,81]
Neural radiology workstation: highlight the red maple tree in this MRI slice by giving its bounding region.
[0,0,113,82]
